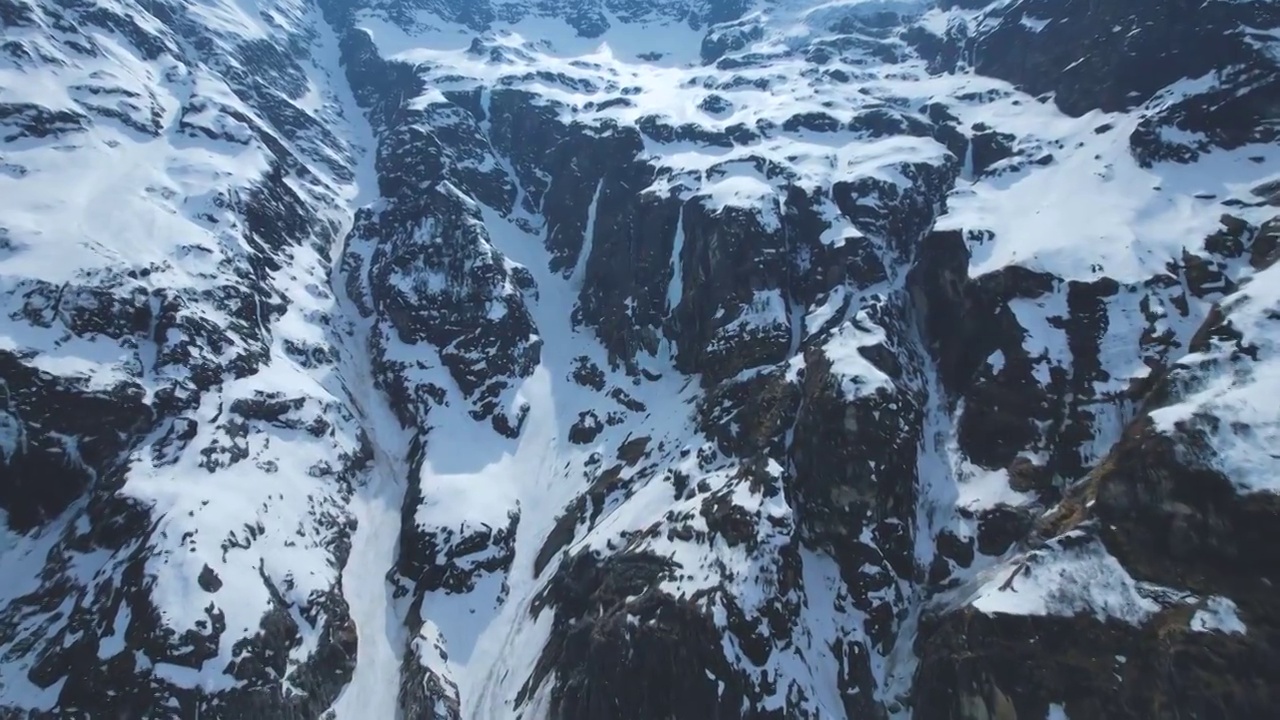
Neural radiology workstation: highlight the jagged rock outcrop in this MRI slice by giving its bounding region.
[520,550,747,720]
[915,233,1280,717]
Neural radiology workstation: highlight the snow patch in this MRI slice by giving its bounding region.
[955,463,1032,512]
[1189,596,1247,635]
[1150,265,1280,495]
[823,312,894,397]
[970,533,1161,624]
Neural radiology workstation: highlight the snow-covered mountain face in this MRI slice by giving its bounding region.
[2,0,1278,717]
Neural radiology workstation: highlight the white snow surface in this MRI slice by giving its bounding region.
[969,532,1161,625]
[322,13,410,719]
[1189,596,1248,635]
[933,76,1279,283]
[1150,263,1280,495]
[0,0,387,706]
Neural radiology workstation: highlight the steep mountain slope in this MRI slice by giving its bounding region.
[0,0,376,715]
[1,0,1278,718]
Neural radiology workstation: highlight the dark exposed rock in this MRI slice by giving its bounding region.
[398,644,461,720]
[569,356,606,390]
[0,354,152,532]
[520,551,746,720]
[697,93,733,116]
[790,313,924,554]
[1251,217,1280,270]
[972,504,1035,557]
[969,127,1017,177]
[697,367,800,460]
[916,254,1280,717]
[569,410,604,444]
[917,413,1280,718]
[783,111,842,133]
[670,198,792,381]
[197,564,224,593]
[929,529,975,586]
[831,158,959,261]
[964,0,1280,118]
[915,604,1280,720]
[906,229,995,396]
[348,183,541,431]
[0,102,89,141]
[575,159,682,369]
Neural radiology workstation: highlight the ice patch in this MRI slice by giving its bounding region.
[1019,15,1050,32]
[569,180,603,289]
[985,349,1005,374]
[0,410,23,462]
[665,206,686,316]
[1190,596,1247,635]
